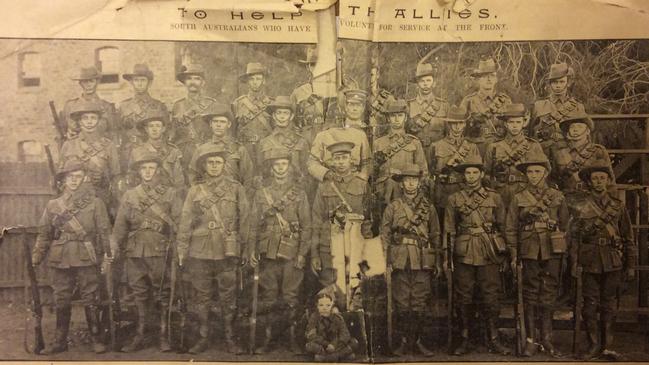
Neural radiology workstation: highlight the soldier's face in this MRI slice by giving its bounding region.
[79,112,100,131]
[271,158,290,177]
[79,79,98,93]
[525,165,547,186]
[145,120,165,140]
[205,156,225,177]
[550,76,569,95]
[273,108,293,127]
[130,76,150,94]
[463,167,483,186]
[65,170,86,191]
[210,117,231,137]
[317,296,333,317]
[183,75,204,92]
[448,121,466,135]
[477,72,497,91]
[345,101,365,121]
[388,112,407,129]
[590,171,610,192]
[505,117,528,136]
[417,75,434,94]
[247,74,264,92]
[139,162,158,182]
[331,152,352,174]
[401,176,420,194]
[568,122,589,139]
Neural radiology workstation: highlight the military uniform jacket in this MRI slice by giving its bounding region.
[406,94,449,148]
[307,127,372,182]
[505,184,569,261]
[60,132,121,190]
[118,93,169,146]
[233,92,274,144]
[484,134,546,186]
[258,128,310,176]
[112,182,182,257]
[531,95,585,143]
[130,141,185,191]
[306,312,353,349]
[445,186,506,266]
[33,187,111,269]
[373,132,428,184]
[459,91,512,142]
[62,93,118,140]
[569,191,637,273]
[430,136,481,185]
[189,137,254,186]
[291,82,325,144]
[381,193,441,270]
[171,94,216,145]
[176,176,250,261]
[312,173,370,268]
[550,140,613,192]
[249,179,312,260]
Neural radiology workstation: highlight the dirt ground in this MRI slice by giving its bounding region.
[6,304,649,362]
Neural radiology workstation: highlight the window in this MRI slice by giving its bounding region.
[18,52,41,88]
[95,46,120,84]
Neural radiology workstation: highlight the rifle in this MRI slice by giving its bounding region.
[572,234,583,356]
[49,101,66,148]
[23,232,45,354]
[249,263,260,354]
[43,144,58,192]
[169,259,188,352]
[103,247,118,351]
[445,232,454,350]
[514,249,526,356]
[386,263,393,352]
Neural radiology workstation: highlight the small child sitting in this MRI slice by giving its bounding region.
[305,292,357,362]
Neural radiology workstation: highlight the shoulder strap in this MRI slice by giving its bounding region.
[54,199,88,236]
[135,185,175,229]
[199,185,228,233]
[329,181,353,212]
[584,198,621,238]
[261,187,290,232]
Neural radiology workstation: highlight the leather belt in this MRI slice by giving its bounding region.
[459,226,486,235]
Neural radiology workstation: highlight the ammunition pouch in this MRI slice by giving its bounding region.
[277,233,300,260]
[550,230,567,254]
[421,246,437,270]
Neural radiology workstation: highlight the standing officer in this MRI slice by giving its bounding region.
[291,48,326,145]
[406,63,449,150]
[32,159,111,354]
[459,57,512,156]
[444,154,511,356]
[248,148,312,354]
[233,62,274,167]
[484,103,546,206]
[531,63,586,155]
[118,64,169,172]
[505,154,569,357]
[110,150,183,352]
[176,144,250,355]
[570,162,636,360]
[62,66,117,141]
[171,64,216,172]
[381,164,440,356]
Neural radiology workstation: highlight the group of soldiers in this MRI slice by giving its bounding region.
[29,53,637,361]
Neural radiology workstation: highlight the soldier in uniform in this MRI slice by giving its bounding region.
[61,66,117,141]
[290,49,325,145]
[381,164,440,356]
[248,148,312,354]
[307,91,372,183]
[59,100,121,213]
[188,104,254,188]
[311,141,372,311]
[484,103,546,206]
[460,57,512,156]
[569,163,636,360]
[118,64,169,172]
[171,64,216,172]
[505,154,570,357]
[429,106,481,228]
[531,63,586,155]
[176,144,250,354]
[373,99,428,208]
[444,155,511,356]
[406,63,450,150]
[233,62,274,167]
[549,112,613,198]
[109,149,183,352]
[129,110,185,193]
[32,159,111,354]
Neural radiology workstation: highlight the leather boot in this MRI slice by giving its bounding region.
[42,306,71,355]
[288,308,303,354]
[487,313,511,355]
[600,312,622,360]
[224,313,244,354]
[540,308,561,357]
[392,312,409,356]
[522,304,537,357]
[85,305,107,354]
[254,314,273,354]
[453,305,471,356]
[121,302,146,352]
[159,305,172,352]
[583,318,601,360]
[188,310,209,354]
[413,312,434,357]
